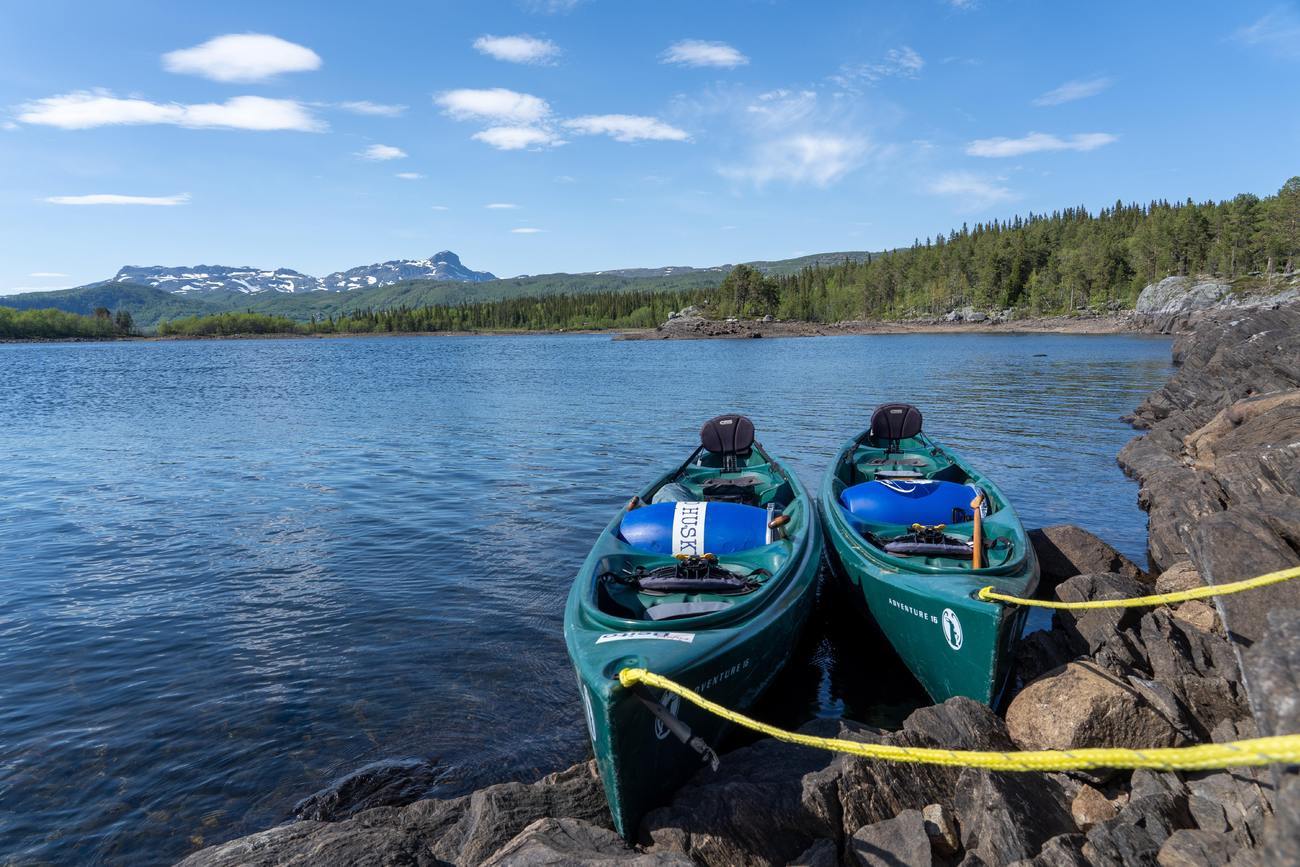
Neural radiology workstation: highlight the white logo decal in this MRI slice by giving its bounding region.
[595,631,695,644]
[672,501,707,556]
[942,608,964,651]
[654,692,681,740]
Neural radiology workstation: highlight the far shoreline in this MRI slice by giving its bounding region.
[1,312,1162,345]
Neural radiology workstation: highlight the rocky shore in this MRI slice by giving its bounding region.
[181,301,1300,866]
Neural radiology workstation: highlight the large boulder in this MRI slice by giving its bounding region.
[1029,525,1149,587]
[294,758,444,821]
[847,809,931,867]
[177,761,610,867]
[1051,572,1152,657]
[640,718,843,866]
[480,818,688,866]
[836,699,1016,837]
[953,769,1076,864]
[1134,276,1233,315]
[1005,661,1187,751]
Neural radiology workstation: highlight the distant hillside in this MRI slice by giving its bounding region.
[0,282,226,324]
[745,251,873,276]
[0,250,877,330]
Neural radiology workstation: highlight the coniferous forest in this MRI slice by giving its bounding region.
[5,178,1298,339]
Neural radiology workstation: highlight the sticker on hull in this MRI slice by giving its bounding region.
[596,631,695,644]
[942,608,964,650]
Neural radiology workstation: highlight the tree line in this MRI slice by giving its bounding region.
[715,176,1300,320]
[155,288,705,336]
[0,306,134,340]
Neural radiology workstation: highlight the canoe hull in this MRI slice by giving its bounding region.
[819,435,1038,707]
[565,454,822,838]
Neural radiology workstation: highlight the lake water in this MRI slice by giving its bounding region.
[0,332,1170,864]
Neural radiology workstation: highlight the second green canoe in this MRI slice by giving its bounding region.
[820,402,1038,706]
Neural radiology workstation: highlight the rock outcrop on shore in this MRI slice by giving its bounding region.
[181,303,1300,866]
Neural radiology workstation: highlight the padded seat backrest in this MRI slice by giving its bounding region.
[870,403,923,442]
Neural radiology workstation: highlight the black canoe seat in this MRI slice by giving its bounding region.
[700,414,755,472]
[869,403,923,455]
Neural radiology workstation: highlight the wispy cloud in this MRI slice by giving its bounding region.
[338,100,407,117]
[395,172,424,180]
[44,193,191,206]
[563,114,689,142]
[28,271,68,277]
[473,34,561,64]
[472,126,564,150]
[358,143,406,160]
[1032,77,1113,107]
[661,39,749,68]
[431,205,450,210]
[927,172,1012,209]
[18,90,325,131]
[486,202,519,209]
[511,227,544,233]
[435,88,551,124]
[523,0,583,13]
[1234,9,1300,59]
[966,131,1117,157]
[947,0,978,8]
[833,46,923,88]
[162,34,321,83]
[723,134,868,188]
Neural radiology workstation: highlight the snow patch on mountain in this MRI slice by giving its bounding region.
[113,251,496,295]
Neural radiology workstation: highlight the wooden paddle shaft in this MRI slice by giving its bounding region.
[971,491,986,570]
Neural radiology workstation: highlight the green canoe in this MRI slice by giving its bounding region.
[819,403,1038,706]
[564,414,822,838]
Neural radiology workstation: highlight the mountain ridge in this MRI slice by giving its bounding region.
[112,251,496,296]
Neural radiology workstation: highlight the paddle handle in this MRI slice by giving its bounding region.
[971,491,986,570]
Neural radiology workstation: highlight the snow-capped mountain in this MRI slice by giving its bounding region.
[113,265,321,295]
[322,252,495,291]
[112,251,496,295]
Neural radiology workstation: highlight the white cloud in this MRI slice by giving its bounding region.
[339,100,407,117]
[563,114,689,142]
[746,89,818,127]
[358,143,407,160]
[44,193,191,206]
[928,172,1012,209]
[18,90,325,131]
[472,125,564,150]
[554,174,576,183]
[662,39,749,68]
[486,202,519,209]
[511,227,544,233]
[162,34,321,83]
[431,205,450,210]
[966,131,1117,157]
[723,134,867,187]
[1032,77,1113,107]
[947,0,977,8]
[395,172,424,179]
[473,34,561,64]
[28,271,68,277]
[1234,10,1300,59]
[435,88,550,124]
[833,47,923,88]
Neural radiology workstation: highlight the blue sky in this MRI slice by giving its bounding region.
[3,0,1299,292]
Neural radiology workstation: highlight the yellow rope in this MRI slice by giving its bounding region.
[977,564,1300,609]
[618,667,1300,771]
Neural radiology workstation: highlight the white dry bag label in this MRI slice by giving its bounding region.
[672,501,707,556]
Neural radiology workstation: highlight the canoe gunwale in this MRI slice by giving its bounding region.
[574,443,820,633]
